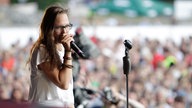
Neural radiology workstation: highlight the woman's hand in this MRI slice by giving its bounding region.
[60,33,74,51]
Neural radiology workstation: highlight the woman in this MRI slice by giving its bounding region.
[28,4,74,107]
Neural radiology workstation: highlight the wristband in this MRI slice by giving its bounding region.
[63,56,72,60]
[65,49,72,52]
[62,64,73,69]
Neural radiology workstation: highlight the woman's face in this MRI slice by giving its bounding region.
[53,13,71,43]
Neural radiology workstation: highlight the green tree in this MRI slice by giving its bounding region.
[34,0,69,10]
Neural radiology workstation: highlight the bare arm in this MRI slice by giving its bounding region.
[111,86,145,108]
[38,34,74,90]
[38,51,72,90]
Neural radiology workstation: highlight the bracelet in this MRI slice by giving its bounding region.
[63,56,72,60]
[65,49,72,52]
[62,64,73,69]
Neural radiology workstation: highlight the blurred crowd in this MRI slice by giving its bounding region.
[0,37,33,103]
[0,29,192,108]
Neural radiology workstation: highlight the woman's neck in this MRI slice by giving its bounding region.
[56,43,63,51]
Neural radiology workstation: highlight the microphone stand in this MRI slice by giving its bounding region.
[123,40,132,108]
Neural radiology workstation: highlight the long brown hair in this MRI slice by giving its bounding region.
[28,5,69,67]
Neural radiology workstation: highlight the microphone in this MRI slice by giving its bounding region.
[70,41,85,58]
[124,40,132,49]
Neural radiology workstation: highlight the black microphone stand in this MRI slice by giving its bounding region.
[123,40,132,108]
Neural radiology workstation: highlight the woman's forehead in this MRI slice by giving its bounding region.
[54,14,69,25]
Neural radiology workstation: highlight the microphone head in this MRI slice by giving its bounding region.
[70,41,85,58]
[124,40,132,49]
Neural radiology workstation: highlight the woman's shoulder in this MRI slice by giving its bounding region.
[36,44,48,58]
[38,44,47,52]
[39,44,46,48]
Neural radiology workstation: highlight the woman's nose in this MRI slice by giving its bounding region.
[61,28,68,33]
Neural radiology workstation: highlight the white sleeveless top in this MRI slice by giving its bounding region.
[28,44,74,107]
